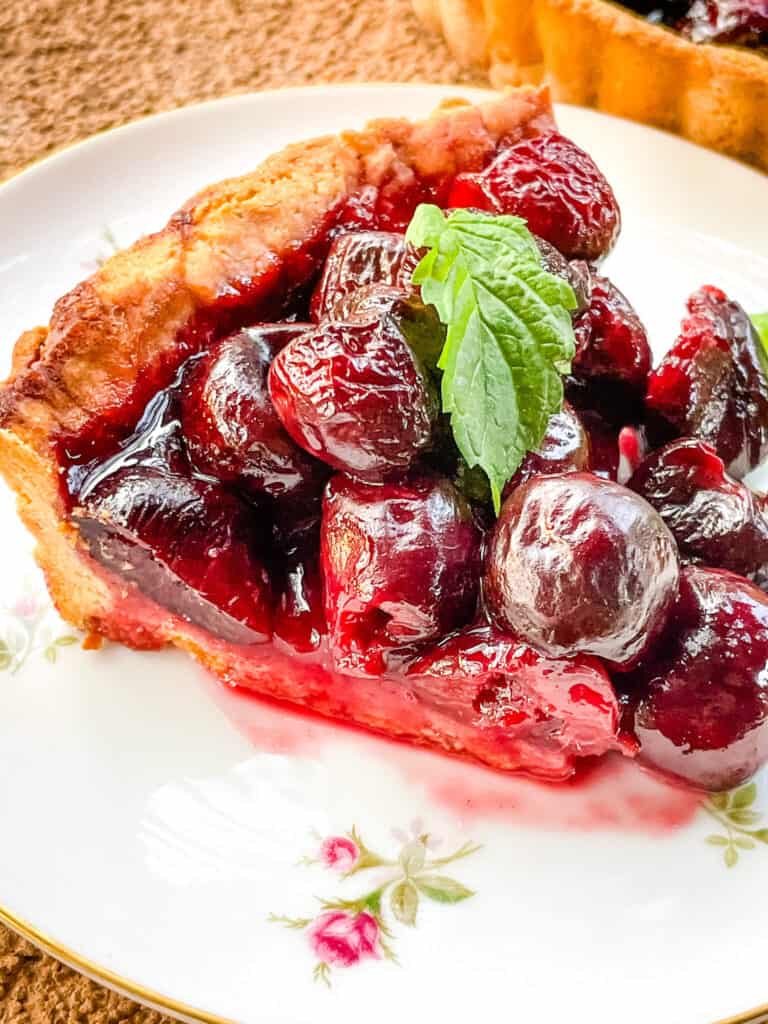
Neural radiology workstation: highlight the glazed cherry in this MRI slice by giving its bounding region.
[180,325,327,503]
[448,132,621,261]
[77,466,273,645]
[272,518,326,654]
[534,238,592,314]
[629,566,768,791]
[646,286,768,479]
[407,625,622,780]
[485,473,680,668]
[629,437,768,585]
[504,402,590,495]
[680,1,768,44]
[310,231,420,322]
[573,273,651,395]
[321,474,483,673]
[269,306,439,481]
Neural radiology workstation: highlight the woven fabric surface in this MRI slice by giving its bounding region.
[0,0,484,1020]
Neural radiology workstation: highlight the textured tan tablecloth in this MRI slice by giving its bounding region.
[0,0,483,1020]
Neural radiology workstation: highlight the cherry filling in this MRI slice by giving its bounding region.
[57,128,768,786]
[629,437,768,586]
[407,626,623,780]
[646,286,768,478]
[627,567,768,791]
[625,1,768,45]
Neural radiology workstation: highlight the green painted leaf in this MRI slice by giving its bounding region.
[390,880,419,926]
[709,791,730,811]
[724,845,739,869]
[406,204,577,512]
[55,635,78,647]
[415,874,474,904]
[734,837,756,851]
[731,783,758,810]
[728,809,761,827]
[399,840,426,876]
[706,835,730,846]
[44,645,57,664]
[752,829,768,844]
[0,640,11,672]
[752,313,768,349]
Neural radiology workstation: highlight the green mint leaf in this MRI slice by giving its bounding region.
[752,314,768,349]
[406,205,577,512]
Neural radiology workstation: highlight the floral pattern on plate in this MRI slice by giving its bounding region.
[270,824,481,985]
[0,579,79,673]
[704,783,768,868]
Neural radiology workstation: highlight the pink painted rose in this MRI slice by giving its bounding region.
[307,911,380,968]
[319,836,359,873]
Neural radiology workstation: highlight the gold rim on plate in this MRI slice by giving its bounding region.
[1,896,768,1023]
[0,902,233,1024]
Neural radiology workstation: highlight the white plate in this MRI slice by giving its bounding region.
[0,84,767,1024]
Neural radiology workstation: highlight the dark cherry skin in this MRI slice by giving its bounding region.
[321,474,483,674]
[625,0,767,43]
[268,306,439,481]
[646,285,768,480]
[77,467,273,645]
[504,402,591,496]
[680,1,768,44]
[628,566,768,791]
[407,625,622,780]
[629,437,768,585]
[485,473,680,668]
[577,409,621,480]
[310,231,421,322]
[272,518,326,654]
[447,132,621,262]
[180,325,328,503]
[534,238,592,314]
[573,273,652,395]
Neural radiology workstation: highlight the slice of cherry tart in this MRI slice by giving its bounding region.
[3,88,768,791]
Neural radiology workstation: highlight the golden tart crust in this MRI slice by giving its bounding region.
[413,0,768,171]
[0,89,553,678]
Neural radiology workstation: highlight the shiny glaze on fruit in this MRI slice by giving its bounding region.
[58,125,768,792]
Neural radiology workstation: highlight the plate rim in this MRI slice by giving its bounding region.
[2,82,768,1024]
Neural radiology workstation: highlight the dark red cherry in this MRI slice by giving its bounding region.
[680,0,768,44]
[578,409,620,480]
[629,566,768,791]
[646,286,768,479]
[321,474,483,673]
[504,402,590,495]
[269,311,439,481]
[534,238,592,314]
[573,274,651,395]
[180,325,328,503]
[272,519,326,654]
[485,473,680,668]
[337,286,446,371]
[407,625,622,780]
[76,466,272,645]
[448,132,621,261]
[629,437,768,585]
[311,231,420,322]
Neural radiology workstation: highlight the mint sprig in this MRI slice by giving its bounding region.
[405,205,577,512]
[752,314,768,349]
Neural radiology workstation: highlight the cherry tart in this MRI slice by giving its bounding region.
[3,88,768,792]
[411,0,768,172]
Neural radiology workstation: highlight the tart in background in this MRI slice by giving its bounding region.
[412,0,768,171]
